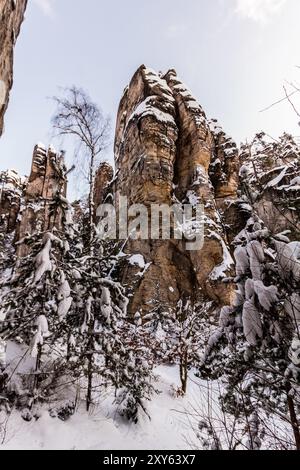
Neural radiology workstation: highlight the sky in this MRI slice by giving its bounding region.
[0,0,300,197]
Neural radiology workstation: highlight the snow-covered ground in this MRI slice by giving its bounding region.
[1,343,207,450]
[1,343,294,450]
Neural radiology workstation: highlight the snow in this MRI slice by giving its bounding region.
[234,245,250,277]
[247,240,265,280]
[210,238,234,281]
[290,176,300,186]
[0,358,212,450]
[275,241,300,282]
[0,339,7,369]
[0,169,24,195]
[36,315,49,336]
[57,272,71,301]
[30,316,50,358]
[128,254,146,269]
[33,239,52,284]
[128,254,151,278]
[48,144,57,154]
[127,97,176,130]
[144,68,174,99]
[36,142,46,150]
[242,298,263,346]
[266,167,288,188]
[186,190,199,206]
[186,100,201,111]
[57,297,72,321]
[245,279,279,311]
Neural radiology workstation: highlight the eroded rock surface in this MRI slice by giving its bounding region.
[114,66,238,316]
[16,144,67,257]
[0,0,27,136]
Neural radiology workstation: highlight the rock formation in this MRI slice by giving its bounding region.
[93,162,114,221]
[113,66,238,316]
[0,168,24,232]
[16,144,68,257]
[0,0,27,136]
[1,58,299,322]
[1,143,68,258]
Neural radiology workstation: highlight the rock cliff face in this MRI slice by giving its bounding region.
[16,144,67,257]
[0,0,27,136]
[114,66,238,316]
[1,56,298,321]
[1,144,67,258]
[93,162,114,221]
[0,168,24,232]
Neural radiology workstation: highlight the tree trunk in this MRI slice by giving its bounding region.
[88,151,95,254]
[31,344,42,408]
[286,383,300,450]
[179,351,188,395]
[86,322,95,412]
[86,354,93,412]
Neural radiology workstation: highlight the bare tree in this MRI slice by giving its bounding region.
[52,86,111,249]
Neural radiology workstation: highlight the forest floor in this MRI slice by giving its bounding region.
[1,343,209,450]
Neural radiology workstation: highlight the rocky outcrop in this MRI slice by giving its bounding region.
[0,0,27,136]
[93,162,113,221]
[209,119,239,200]
[114,66,238,316]
[0,168,24,232]
[16,144,68,257]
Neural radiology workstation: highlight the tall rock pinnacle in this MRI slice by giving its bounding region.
[113,66,239,316]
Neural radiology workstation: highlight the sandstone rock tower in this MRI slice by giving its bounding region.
[114,66,239,316]
[16,144,68,257]
[93,162,114,221]
[0,0,27,136]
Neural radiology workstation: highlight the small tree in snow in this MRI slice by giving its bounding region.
[144,295,209,396]
[115,317,157,423]
[167,300,209,395]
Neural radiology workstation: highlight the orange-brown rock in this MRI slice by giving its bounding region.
[16,144,67,257]
[0,0,27,136]
[114,66,238,316]
[93,162,113,220]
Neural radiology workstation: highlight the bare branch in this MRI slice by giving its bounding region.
[260,89,299,113]
[283,85,300,118]
[52,87,111,249]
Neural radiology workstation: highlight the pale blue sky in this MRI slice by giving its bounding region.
[1,0,300,194]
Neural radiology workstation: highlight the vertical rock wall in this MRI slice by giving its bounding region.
[114,66,238,316]
[0,0,27,136]
[16,144,67,257]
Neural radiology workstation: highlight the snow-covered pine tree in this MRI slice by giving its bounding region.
[199,179,300,449]
[53,228,158,421]
[0,182,81,409]
[142,282,175,362]
[115,315,157,423]
[0,230,69,408]
[143,291,211,396]
[166,299,210,396]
